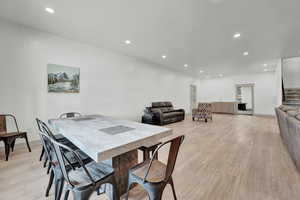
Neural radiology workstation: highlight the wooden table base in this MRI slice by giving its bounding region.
[105,149,138,199]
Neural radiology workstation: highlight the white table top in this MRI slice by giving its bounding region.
[48,115,172,162]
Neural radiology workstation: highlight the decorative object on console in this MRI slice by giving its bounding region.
[142,102,185,125]
[192,103,213,122]
[47,64,80,93]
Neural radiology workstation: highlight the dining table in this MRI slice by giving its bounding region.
[48,114,172,199]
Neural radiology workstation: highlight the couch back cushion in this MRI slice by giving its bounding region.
[279,105,299,112]
[151,102,174,112]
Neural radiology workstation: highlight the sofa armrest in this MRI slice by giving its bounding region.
[192,108,198,115]
[151,110,164,125]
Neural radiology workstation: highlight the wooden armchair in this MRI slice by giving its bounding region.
[192,103,213,122]
[0,114,31,161]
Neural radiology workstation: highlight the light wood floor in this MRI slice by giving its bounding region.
[1,114,300,200]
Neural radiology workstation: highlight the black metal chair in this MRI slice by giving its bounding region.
[0,114,31,161]
[126,135,185,200]
[36,118,92,200]
[59,112,82,119]
[41,132,119,200]
[37,118,77,170]
[39,112,81,163]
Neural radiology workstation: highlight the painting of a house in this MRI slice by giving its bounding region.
[47,64,80,93]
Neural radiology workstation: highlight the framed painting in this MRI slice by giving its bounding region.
[47,64,80,93]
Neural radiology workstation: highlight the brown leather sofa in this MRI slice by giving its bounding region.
[142,102,185,125]
[275,105,300,171]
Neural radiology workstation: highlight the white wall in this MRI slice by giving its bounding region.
[0,20,198,142]
[198,72,278,115]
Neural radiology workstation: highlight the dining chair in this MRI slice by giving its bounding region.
[36,118,92,200]
[125,135,185,200]
[0,114,31,161]
[37,118,75,169]
[59,112,82,119]
[39,112,81,164]
[41,132,119,200]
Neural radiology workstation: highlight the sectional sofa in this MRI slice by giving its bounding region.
[275,105,300,171]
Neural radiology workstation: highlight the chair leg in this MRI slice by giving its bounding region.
[56,178,64,200]
[11,139,16,152]
[39,147,45,161]
[24,134,31,152]
[46,170,54,197]
[125,175,134,200]
[110,177,119,200]
[147,189,164,200]
[4,140,10,161]
[64,189,70,200]
[47,163,51,174]
[43,156,48,168]
[72,188,94,200]
[169,178,177,200]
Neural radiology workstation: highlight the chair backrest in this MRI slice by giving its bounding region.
[0,114,20,134]
[36,118,57,140]
[36,118,54,163]
[59,112,82,119]
[144,135,185,183]
[40,132,95,188]
[0,115,6,133]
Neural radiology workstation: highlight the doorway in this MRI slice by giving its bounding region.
[236,84,254,115]
[190,84,197,113]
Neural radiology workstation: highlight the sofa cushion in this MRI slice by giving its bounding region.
[279,105,298,112]
[160,107,174,113]
[152,101,173,108]
[287,110,300,117]
[296,114,300,121]
[163,112,183,118]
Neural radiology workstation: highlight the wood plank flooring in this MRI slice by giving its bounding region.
[1,114,300,200]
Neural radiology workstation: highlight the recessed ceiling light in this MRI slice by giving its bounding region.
[124,40,131,44]
[233,33,241,38]
[243,51,249,56]
[263,63,268,67]
[45,7,55,14]
[162,55,167,59]
[184,64,188,68]
[199,70,204,73]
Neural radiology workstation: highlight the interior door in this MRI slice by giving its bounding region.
[190,84,197,113]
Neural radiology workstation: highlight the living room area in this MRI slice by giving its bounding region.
[1,1,300,200]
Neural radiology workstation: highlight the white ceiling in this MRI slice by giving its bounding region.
[0,0,300,77]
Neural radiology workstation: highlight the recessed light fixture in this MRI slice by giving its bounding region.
[263,63,268,67]
[124,40,131,44]
[233,33,241,38]
[162,55,167,59]
[184,64,188,68]
[199,70,204,73]
[243,51,249,56]
[45,7,55,14]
